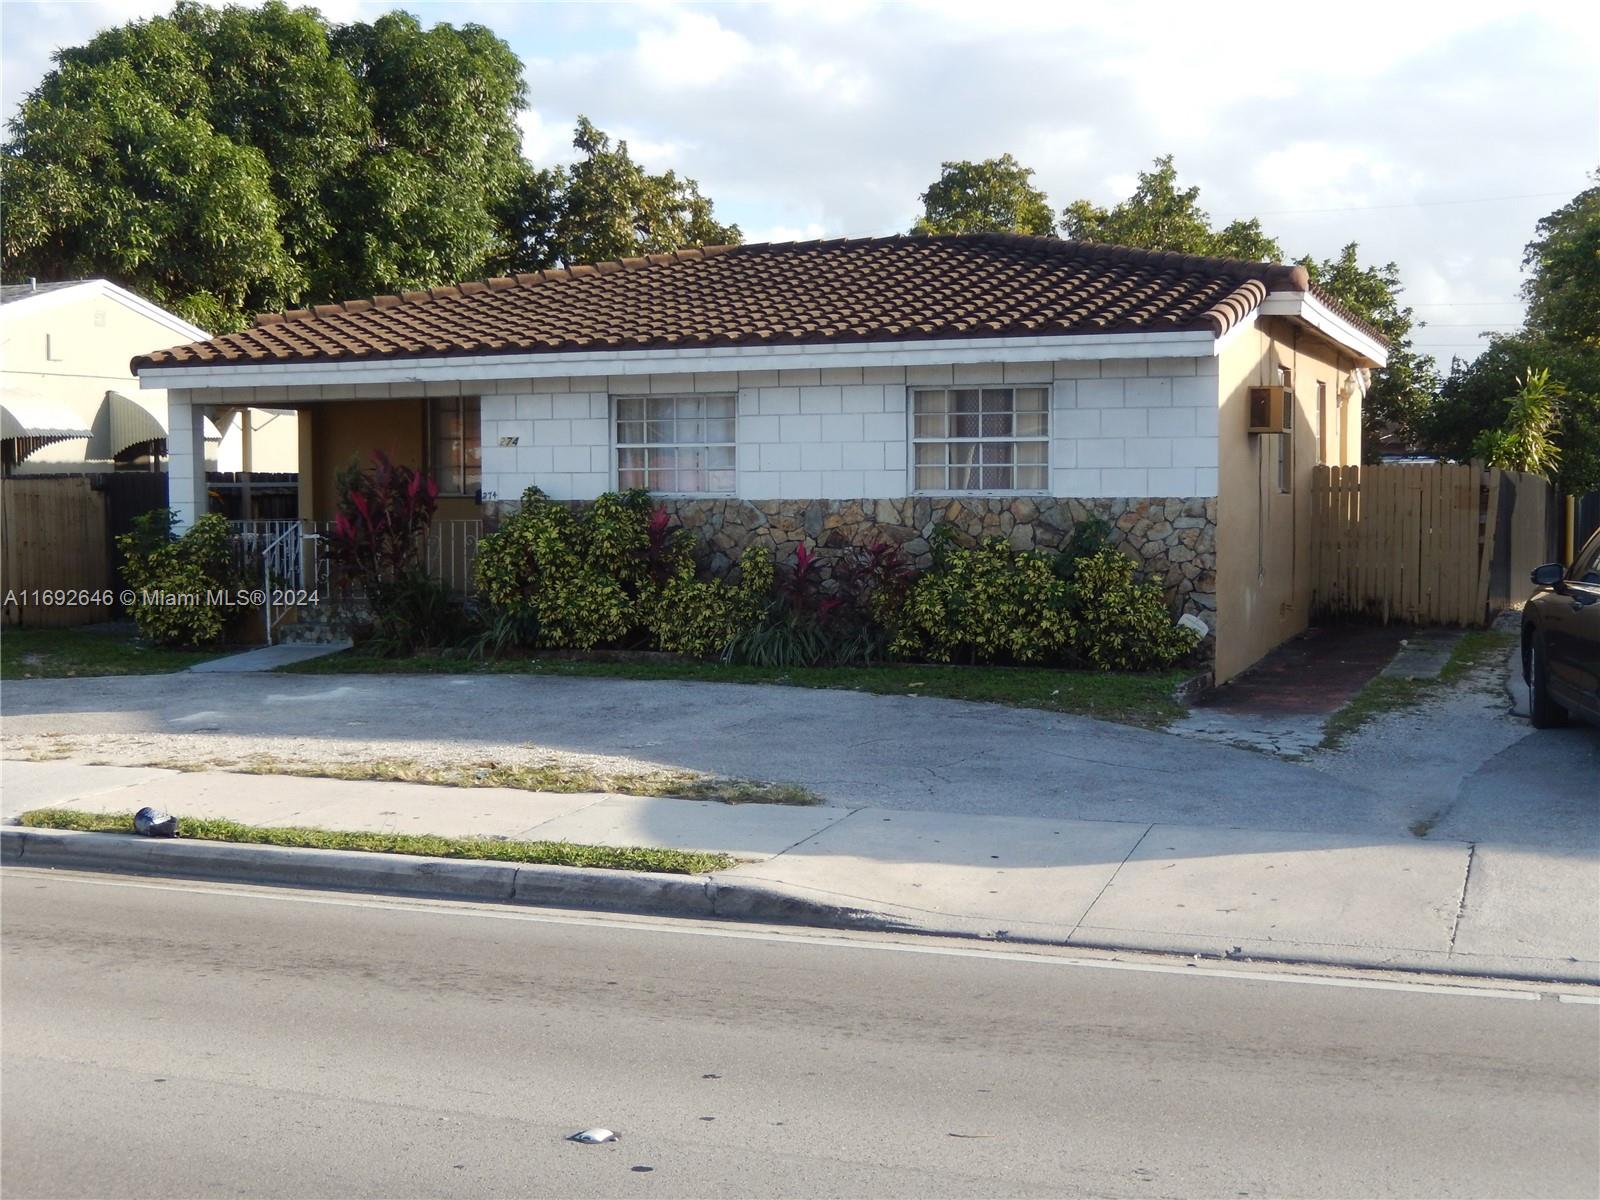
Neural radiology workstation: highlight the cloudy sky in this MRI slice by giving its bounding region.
[3,0,1596,369]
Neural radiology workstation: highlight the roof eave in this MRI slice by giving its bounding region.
[135,327,1227,391]
[1257,291,1389,368]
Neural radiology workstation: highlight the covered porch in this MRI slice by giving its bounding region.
[159,384,485,641]
[164,386,483,531]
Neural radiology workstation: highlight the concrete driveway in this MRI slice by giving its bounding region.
[3,666,1590,842]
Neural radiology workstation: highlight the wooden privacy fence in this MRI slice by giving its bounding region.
[1313,464,1488,626]
[1312,464,1559,627]
[1,477,115,627]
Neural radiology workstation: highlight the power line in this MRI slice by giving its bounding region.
[1216,189,1576,219]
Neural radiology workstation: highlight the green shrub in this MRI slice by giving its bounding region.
[647,548,773,658]
[116,509,244,647]
[725,541,910,668]
[1052,515,1113,581]
[467,608,542,660]
[364,573,468,657]
[888,533,1198,672]
[890,536,1075,665]
[475,488,701,652]
[326,452,453,656]
[1067,549,1200,670]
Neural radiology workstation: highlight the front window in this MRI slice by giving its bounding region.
[616,394,736,495]
[913,386,1048,493]
[430,395,481,496]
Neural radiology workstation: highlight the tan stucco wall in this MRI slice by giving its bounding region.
[1214,317,1363,682]
[211,407,300,474]
[306,398,426,520]
[3,291,296,472]
[300,396,482,523]
[3,293,174,469]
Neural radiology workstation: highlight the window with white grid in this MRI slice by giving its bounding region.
[615,394,736,495]
[912,386,1048,493]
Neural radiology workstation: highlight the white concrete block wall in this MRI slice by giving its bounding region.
[1049,357,1220,499]
[480,368,909,503]
[165,389,209,530]
[476,358,1220,505]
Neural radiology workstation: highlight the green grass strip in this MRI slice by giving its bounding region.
[156,756,821,807]
[15,808,736,876]
[2,628,223,679]
[279,653,1192,728]
[1319,630,1517,752]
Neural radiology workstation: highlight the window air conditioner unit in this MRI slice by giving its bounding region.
[1248,385,1293,434]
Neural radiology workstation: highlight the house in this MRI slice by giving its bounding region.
[131,235,1386,680]
[1,279,298,508]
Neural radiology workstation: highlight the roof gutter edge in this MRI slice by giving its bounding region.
[135,329,1222,391]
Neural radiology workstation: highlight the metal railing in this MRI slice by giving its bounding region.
[230,519,481,642]
[426,520,482,595]
[259,523,304,644]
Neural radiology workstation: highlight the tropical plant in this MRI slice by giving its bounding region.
[647,548,773,659]
[1051,515,1113,581]
[1470,368,1565,479]
[325,451,454,655]
[116,509,245,646]
[327,451,439,595]
[726,541,910,668]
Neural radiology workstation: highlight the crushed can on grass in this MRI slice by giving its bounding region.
[133,807,178,838]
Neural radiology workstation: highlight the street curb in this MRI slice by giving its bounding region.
[6,827,1594,987]
[0,827,908,933]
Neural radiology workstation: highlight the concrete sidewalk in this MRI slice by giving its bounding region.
[2,759,1595,984]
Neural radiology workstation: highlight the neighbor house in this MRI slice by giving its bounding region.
[131,235,1385,680]
[1,278,298,496]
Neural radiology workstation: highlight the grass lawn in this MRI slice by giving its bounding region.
[1319,629,1518,752]
[279,651,1194,728]
[16,808,735,875]
[133,754,820,807]
[0,627,224,680]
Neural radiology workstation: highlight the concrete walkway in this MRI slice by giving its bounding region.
[4,759,1594,983]
[187,641,352,672]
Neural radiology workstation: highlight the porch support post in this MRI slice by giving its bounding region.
[296,408,315,522]
[240,408,254,519]
[166,389,209,532]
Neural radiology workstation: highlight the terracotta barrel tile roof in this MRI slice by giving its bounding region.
[132,234,1384,372]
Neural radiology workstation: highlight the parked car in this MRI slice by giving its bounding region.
[1522,527,1600,728]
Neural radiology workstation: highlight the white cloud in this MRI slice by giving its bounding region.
[4,0,1594,372]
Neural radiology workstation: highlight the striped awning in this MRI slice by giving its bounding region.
[88,389,166,459]
[1,390,91,459]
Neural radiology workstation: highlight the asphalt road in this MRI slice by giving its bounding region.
[3,871,1596,1199]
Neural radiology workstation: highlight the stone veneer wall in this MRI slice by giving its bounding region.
[631,495,1217,626]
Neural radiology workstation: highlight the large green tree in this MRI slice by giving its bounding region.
[1060,155,1284,262]
[910,154,1056,237]
[1429,174,1600,494]
[1519,177,1599,349]
[2,1,528,330]
[501,117,740,271]
[1301,244,1438,456]
[1059,157,1432,456]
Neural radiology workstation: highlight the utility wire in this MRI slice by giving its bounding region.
[1216,189,1576,218]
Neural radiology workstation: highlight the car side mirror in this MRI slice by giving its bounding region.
[1531,563,1566,589]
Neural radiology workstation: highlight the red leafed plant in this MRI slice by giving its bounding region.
[329,451,439,593]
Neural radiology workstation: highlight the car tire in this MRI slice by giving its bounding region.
[1527,631,1567,729]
